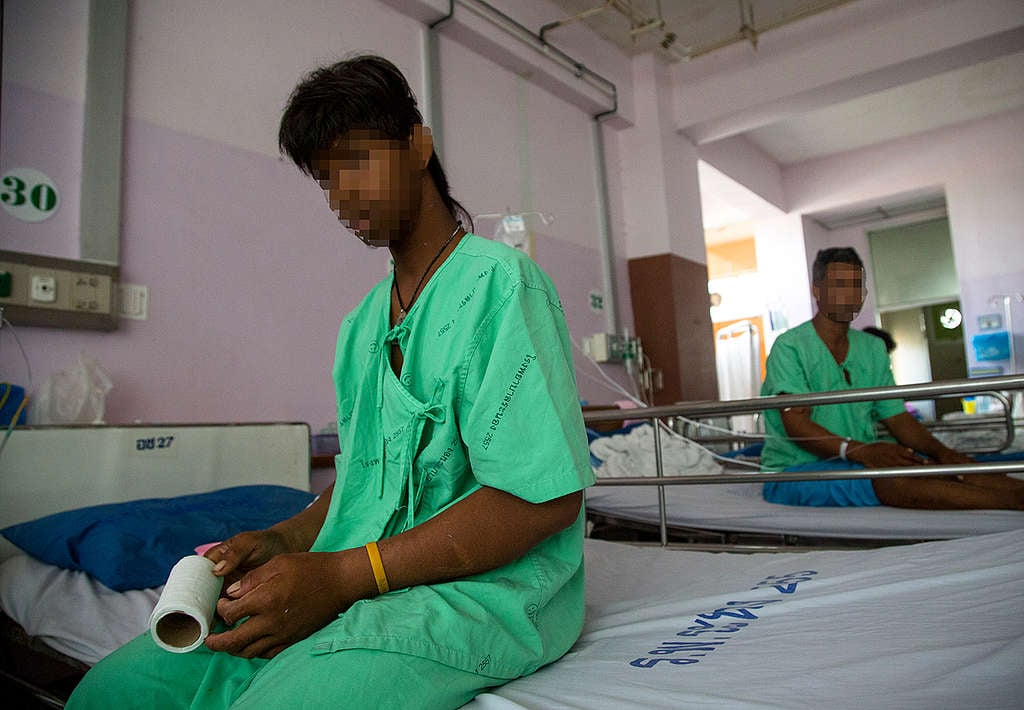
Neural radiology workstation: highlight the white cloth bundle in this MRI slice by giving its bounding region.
[590,424,722,479]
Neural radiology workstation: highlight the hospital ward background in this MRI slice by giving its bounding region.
[2,1,1023,708]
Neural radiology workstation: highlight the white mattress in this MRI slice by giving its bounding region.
[0,553,160,665]
[587,423,1024,540]
[586,482,1024,539]
[4,532,1022,709]
[469,530,1024,709]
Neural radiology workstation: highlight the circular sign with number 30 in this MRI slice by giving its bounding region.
[1,167,60,222]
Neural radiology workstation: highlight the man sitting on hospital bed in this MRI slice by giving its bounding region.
[760,247,1024,510]
[67,55,593,709]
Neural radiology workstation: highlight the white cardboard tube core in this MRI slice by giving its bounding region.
[149,555,224,653]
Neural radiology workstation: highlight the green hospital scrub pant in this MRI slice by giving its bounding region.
[67,631,506,710]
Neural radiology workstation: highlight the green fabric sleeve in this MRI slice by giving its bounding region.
[459,282,594,503]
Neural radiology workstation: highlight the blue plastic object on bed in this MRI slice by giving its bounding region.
[721,441,764,458]
[1,485,315,591]
[0,384,28,426]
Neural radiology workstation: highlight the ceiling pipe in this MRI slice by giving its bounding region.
[686,0,858,60]
[540,0,861,63]
[541,0,690,62]
[539,0,614,42]
[455,0,617,104]
[428,0,623,336]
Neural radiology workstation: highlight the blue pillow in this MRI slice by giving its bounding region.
[1,485,315,591]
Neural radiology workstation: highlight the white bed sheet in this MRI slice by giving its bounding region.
[4,532,1022,708]
[586,482,1024,539]
[468,530,1024,709]
[0,553,160,665]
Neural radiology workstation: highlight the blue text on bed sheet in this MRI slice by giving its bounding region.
[629,570,817,668]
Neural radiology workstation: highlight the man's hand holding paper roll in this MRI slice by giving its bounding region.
[202,550,372,659]
[203,528,291,590]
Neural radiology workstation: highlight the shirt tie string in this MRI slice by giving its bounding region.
[368,324,447,526]
[360,322,411,498]
[402,395,446,529]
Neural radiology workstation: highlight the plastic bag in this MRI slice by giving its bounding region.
[31,353,113,424]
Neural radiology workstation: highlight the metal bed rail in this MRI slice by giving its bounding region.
[582,375,1024,546]
[681,392,1017,455]
[582,375,1023,425]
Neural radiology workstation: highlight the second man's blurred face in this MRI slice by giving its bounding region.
[814,262,866,323]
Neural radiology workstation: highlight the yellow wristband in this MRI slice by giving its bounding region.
[365,541,390,594]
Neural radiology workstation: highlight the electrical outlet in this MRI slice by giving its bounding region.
[584,333,636,363]
[30,274,57,303]
[26,268,73,310]
[0,250,119,330]
[119,283,148,320]
[72,272,113,313]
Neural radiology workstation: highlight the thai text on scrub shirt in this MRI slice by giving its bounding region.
[629,570,818,668]
[481,354,537,450]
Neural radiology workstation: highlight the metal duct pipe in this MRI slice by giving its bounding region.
[591,113,620,334]
[687,0,858,60]
[428,0,622,335]
[421,2,457,163]
[456,0,617,104]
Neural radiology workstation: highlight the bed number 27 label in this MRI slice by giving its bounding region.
[136,435,174,451]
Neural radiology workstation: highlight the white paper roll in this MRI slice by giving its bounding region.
[149,555,224,653]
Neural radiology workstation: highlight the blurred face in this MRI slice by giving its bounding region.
[311,127,428,247]
[814,262,866,323]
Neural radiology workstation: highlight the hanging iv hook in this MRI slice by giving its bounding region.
[474,208,554,225]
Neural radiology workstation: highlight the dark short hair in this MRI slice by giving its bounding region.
[278,54,471,228]
[862,326,896,353]
[812,247,864,284]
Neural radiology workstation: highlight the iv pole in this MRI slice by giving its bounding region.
[989,293,1023,375]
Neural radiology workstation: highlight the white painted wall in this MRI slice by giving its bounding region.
[671,0,1024,145]
[615,53,705,262]
[752,213,813,352]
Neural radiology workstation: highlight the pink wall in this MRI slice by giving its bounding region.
[4,109,624,425]
[0,84,83,259]
[2,0,639,424]
[6,114,385,426]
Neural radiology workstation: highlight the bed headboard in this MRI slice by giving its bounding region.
[0,423,311,531]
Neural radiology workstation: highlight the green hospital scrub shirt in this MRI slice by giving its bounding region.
[309,234,595,679]
[760,321,906,474]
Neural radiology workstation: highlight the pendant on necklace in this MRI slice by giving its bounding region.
[396,308,407,325]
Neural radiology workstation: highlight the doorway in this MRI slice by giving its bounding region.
[880,300,966,419]
[869,216,964,420]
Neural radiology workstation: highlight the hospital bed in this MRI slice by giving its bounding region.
[584,375,1024,547]
[467,530,1024,709]
[0,423,313,706]
[1,416,1022,708]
